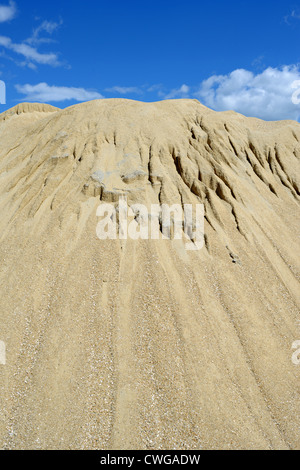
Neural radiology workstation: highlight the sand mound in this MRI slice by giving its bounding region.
[0,99,299,450]
[0,102,59,122]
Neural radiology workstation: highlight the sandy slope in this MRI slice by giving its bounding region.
[0,99,299,450]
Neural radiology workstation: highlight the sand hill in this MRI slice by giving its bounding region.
[0,99,299,450]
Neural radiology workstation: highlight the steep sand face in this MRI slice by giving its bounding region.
[0,99,299,450]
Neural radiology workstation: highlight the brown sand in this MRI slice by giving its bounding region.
[0,99,299,450]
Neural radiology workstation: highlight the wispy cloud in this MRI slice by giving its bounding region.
[0,0,16,23]
[146,84,163,93]
[16,82,104,102]
[284,9,300,24]
[0,15,64,68]
[26,19,63,45]
[105,84,164,96]
[196,66,300,121]
[0,35,61,67]
[105,86,143,95]
[162,84,190,99]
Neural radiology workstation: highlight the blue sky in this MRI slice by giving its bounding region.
[0,0,300,120]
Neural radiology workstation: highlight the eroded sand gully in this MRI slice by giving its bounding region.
[0,99,299,449]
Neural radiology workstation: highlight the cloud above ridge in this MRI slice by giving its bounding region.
[105,86,143,95]
[163,84,190,99]
[196,66,300,121]
[15,82,103,102]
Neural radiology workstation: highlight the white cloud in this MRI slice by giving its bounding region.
[0,1,16,23]
[15,82,104,102]
[196,66,300,121]
[106,86,143,95]
[163,84,190,99]
[0,35,60,66]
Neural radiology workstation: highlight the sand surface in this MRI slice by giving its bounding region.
[0,99,299,449]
